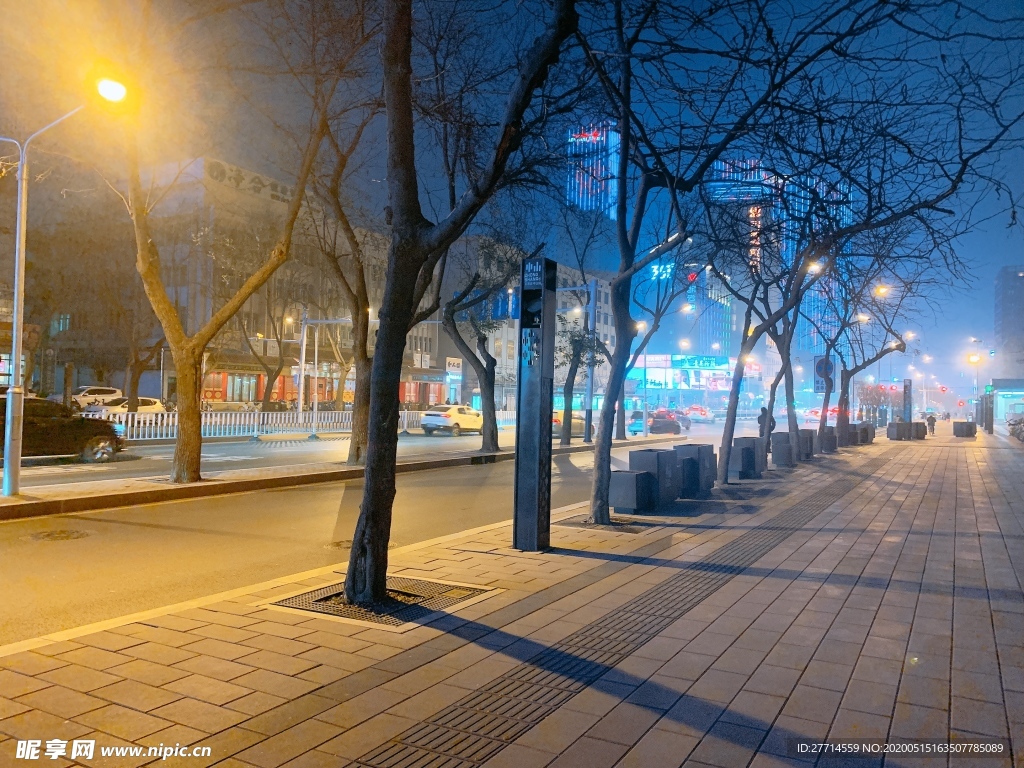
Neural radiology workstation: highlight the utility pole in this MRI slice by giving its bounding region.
[583,278,598,443]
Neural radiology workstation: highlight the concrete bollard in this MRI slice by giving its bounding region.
[731,437,762,479]
[819,426,838,453]
[628,449,677,507]
[610,471,658,514]
[771,432,796,467]
[798,429,816,460]
[674,444,716,493]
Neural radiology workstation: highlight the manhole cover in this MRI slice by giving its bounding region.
[272,576,490,627]
[27,530,90,542]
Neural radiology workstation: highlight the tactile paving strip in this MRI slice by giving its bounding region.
[272,576,489,627]
[353,450,899,767]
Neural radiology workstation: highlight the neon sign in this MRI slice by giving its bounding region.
[569,129,603,143]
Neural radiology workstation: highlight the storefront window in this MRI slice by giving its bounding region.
[227,374,257,402]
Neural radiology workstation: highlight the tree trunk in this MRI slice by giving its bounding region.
[127,363,145,414]
[345,254,419,604]
[763,365,785,466]
[260,362,284,410]
[62,363,73,408]
[347,354,371,464]
[125,359,138,412]
[817,373,833,440]
[560,352,581,445]
[783,361,800,462]
[478,354,499,452]
[836,369,853,446]
[716,352,751,486]
[589,340,631,524]
[170,347,204,483]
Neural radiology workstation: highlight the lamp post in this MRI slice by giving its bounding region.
[637,321,648,437]
[1,78,127,496]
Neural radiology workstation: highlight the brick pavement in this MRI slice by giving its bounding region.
[1,425,1022,767]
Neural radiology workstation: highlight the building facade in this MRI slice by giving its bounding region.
[995,266,1024,378]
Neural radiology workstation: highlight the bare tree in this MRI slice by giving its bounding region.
[441,239,528,451]
[344,0,579,604]
[577,0,1024,512]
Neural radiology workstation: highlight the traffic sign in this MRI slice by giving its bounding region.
[813,355,834,394]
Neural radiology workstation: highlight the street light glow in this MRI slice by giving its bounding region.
[679,339,691,350]
[874,285,890,296]
[97,78,128,103]
[857,313,870,322]
[968,353,981,365]
[711,342,720,350]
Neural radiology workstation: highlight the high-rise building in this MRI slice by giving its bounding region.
[566,123,619,219]
[995,266,1024,376]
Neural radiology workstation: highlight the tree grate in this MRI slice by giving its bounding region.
[271,576,489,627]
[352,450,898,767]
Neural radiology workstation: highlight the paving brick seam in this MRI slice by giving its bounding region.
[350,450,901,768]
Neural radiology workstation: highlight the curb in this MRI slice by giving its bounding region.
[0,435,685,522]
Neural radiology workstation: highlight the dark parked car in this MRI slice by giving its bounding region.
[627,408,686,435]
[0,398,123,461]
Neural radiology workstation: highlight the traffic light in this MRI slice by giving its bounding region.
[939,386,948,393]
[989,349,996,357]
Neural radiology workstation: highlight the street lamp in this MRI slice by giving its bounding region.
[1,76,128,497]
[637,321,648,436]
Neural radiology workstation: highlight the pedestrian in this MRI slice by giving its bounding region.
[926,413,936,435]
[757,407,777,450]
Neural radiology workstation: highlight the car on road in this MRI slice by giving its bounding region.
[421,405,484,436]
[804,406,840,423]
[684,404,716,423]
[627,408,686,435]
[0,397,122,461]
[49,386,123,410]
[83,397,166,417]
[552,414,594,439]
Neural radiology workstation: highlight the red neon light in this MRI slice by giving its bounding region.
[687,272,698,283]
[570,129,603,143]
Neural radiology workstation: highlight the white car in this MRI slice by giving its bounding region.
[83,397,166,417]
[421,405,484,436]
[49,386,123,409]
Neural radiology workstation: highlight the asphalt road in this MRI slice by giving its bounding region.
[17,423,737,487]
[0,442,666,645]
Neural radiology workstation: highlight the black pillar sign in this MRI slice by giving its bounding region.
[903,378,913,423]
[513,257,557,551]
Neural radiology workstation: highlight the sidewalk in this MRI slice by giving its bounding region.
[1,427,1021,767]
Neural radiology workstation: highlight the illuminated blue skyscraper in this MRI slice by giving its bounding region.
[566,123,620,220]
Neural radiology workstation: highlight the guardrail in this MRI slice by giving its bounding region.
[84,409,519,442]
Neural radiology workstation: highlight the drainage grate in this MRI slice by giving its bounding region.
[26,530,90,542]
[272,576,490,627]
[554,514,656,534]
[352,450,898,768]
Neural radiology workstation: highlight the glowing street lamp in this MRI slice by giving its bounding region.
[0,75,130,497]
[636,322,648,436]
[874,285,891,297]
[679,339,691,350]
[856,313,870,323]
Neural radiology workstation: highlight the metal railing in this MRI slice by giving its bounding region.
[84,409,518,442]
